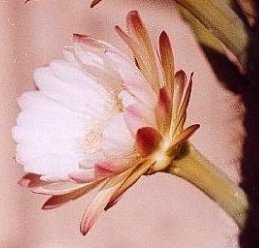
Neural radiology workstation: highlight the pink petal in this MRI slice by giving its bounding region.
[155,87,172,134]
[80,167,135,235]
[41,180,104,210]
[177,73,193,118]
[158,87,171,114]
[73,34,105,51]
[172,73,193,135]
[18,173,47,188]
[173,70,187,118]
[159,31,174,93]
[126,11,160,92]
[73,33,122,56]
[80,189,113,235]
[115,26,147,81]
[32,182,88,196]
[135,127,162,156]
[171,124,200,148]
[105,160,152,210]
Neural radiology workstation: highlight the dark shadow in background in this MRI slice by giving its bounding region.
[195,2,259,247]
[239,1,259,247]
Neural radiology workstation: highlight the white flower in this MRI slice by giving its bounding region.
[13,11,199,235]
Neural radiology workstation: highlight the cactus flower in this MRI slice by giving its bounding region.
[13,10,200,235]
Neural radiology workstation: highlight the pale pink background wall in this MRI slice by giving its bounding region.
[0,0,244,247]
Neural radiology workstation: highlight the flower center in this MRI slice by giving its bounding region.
[114,97,123,112]
[82,126,103,154]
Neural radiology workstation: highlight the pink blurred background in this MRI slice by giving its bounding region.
[0,0,244,247]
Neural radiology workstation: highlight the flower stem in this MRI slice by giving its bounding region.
[167,144,249,228]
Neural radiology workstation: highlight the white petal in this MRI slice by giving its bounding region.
[118,90,136,107]
[101,113,135,165]
[69,43,123,96]
[13,92,108,177]
[105,51,157,108]
[34,60,115,120]
[23,154,84,178]
[119,90,156,124]
[73,43,104,68]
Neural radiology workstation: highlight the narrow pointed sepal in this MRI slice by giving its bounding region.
[42,181,102,210]
[156,87,172,133]
[105,161,152,210]
[172,124,200,147]
[125,11,160,92]
[172,73,193,135]
[159,31,174,93]
[166,124,200,156]
[173,70,187,117]
[80,168,135,235]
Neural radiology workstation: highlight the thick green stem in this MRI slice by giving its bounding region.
[167,144,248,228]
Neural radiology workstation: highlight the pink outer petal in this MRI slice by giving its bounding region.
[159,31,174,93]
[80,166,136,235]
[42,180,104,210]
[114,26,147,83]
[18,173,47,188]
[80,189,113,235]
[105,160,152,210]
[171,124,200,148]
[171,73,193,136]
[158,86,171,115]
[155,87,172,133]
[32,181,91,196]
[135,127,163,156]
[125,11,160,92]
[172,70,187,118]
[73,33,123,57]
[73,34,106,51]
